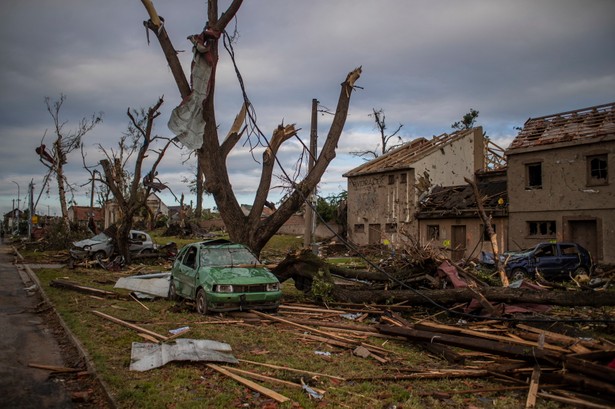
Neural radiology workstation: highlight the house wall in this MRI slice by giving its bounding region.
[346,128,485,247]
[507,136,615,263]
[418,216,508,261]
[347,169,415,246]
[412,128,485,198]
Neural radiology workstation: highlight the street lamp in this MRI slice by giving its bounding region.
[11,180,20,210]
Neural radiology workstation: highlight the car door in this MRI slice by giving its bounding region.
[176,246,200,299]
[533,243,559,278]
[558,244,583,277]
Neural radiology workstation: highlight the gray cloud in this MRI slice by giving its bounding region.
[1,0,614,216]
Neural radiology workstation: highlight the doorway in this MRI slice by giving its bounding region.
[451,225,466,261]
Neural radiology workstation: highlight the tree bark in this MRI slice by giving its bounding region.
[142,0,361,256]
[332,287,615,307]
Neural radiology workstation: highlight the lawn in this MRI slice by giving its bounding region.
[21,234,578,408]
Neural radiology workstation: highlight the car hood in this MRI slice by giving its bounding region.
[72,238,110,249]
[203,266,278,284]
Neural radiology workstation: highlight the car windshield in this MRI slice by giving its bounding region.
[200,247,260,267]
[90,232,110,242]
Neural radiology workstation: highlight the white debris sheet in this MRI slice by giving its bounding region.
[130,339,238,371]
[114,272,171,298]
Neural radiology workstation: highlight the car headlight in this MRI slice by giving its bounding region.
[215,284,234,293]
[266,282,280,292]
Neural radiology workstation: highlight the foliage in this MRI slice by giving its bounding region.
[315,191,347,224]
[451,108,479,130]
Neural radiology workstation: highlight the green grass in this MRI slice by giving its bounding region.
[24,234,579,409]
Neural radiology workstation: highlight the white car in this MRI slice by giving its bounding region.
[70,230,156,260]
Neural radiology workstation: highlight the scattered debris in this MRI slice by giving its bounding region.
[50,280,119,298]
[130,339,237,371]
[206,363,290,404]
[114,272,171,298]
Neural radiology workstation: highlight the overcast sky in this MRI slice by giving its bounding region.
[1,0,614,219]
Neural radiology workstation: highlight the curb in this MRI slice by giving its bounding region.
[12,246,118,409]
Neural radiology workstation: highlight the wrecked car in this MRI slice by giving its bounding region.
[70,230,156,260]
[169,239,281,314]
[504,242,593,281]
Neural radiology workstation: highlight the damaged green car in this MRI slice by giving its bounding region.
[169,239,281,314]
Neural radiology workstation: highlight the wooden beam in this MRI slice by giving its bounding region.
[224,366,326,395]
[525,365,541,409]
[238,359,345,381]
[207,364,290,403]
[91,310,168,341]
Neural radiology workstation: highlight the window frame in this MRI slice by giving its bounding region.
[527,220,556,238]
[525,162,543,189]
[587,154,608,186]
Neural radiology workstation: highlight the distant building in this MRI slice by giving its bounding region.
[505,102,615,263]
[67,205,104,229]
[103,193,169,229]
[344,127,486,246]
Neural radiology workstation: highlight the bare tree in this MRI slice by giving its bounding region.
[94,97,174,261]
[36,94,102,230]
[350,108,404,160]
[141,0,362,255]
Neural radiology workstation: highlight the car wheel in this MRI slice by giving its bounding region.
[168,280,178,301]
[196,289,208,315]
[511,268,527,282]
[573,266,589,278]
[141,248,152,255]
[93,250,107,262]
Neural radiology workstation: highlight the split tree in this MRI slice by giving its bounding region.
[140,0,362,255]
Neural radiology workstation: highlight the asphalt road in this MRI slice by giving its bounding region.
[0,239,74,408]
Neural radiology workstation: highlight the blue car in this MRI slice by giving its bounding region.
[504,242,593,282]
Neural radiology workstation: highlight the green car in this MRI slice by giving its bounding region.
[169,239,281,314]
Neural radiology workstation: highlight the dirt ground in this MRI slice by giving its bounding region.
[0,240,112,409]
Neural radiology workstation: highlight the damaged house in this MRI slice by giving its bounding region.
[416,169,508,261]
[344,127,486,246]
[505,102,615,264]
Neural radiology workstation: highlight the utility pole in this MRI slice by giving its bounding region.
[304,98,318,249]
[28,180,34,239]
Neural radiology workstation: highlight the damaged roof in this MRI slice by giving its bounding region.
[507,102,615,152]
[417,171,507,219]
[343,128,476,178]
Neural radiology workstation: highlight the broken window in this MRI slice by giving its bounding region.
[526,162,542,189]
[527,221,556,237]
[388,174,395,185]
[481,224,496,241]
[354,224,365,233]
[427,225,440,240]
[587,154,608,185]
[400,173,407,184]
[385,223,397,233]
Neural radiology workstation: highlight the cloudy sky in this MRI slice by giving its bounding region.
[1,0,614,218]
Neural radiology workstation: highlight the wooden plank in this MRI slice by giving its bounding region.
[28,363,81,373]
[525,365,541,409]
[91,310,168,341]
[416,321,570,353]
[224,366,326,395]
[537,392,614,409]
[137,333,160,343]
[516,323,592,353]
[238,359,345,381]
[207,364,290,403]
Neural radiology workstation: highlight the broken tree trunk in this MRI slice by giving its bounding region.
[332,287,615,307]
[465,176,509,287]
